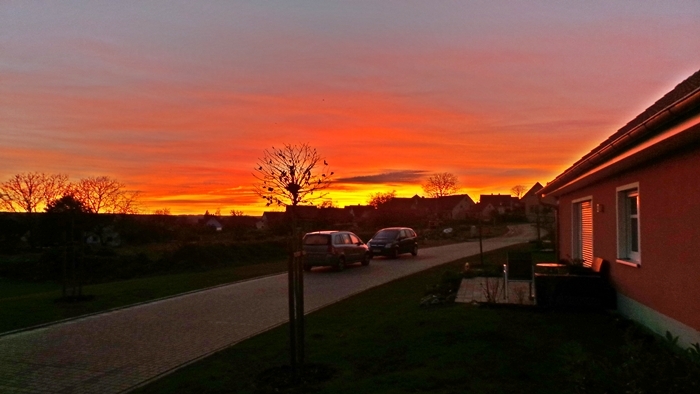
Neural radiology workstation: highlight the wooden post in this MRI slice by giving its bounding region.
[479,220,484,266]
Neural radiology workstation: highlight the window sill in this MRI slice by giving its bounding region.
[616,259,640,268]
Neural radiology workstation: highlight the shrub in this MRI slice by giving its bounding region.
[564,320,700,393]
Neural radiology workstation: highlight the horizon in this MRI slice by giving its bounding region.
[2,1,700,216]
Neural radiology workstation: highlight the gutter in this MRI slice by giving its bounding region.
[540,85,700,197]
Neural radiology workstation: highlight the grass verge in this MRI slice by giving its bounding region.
[0,231,512,334]
[0,260,286,334]
[131,243,651,394]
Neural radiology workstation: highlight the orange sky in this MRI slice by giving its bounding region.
[2,2,700,215]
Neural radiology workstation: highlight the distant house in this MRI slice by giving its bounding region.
[222,215,259,229]
[521,182,544,222]
[257,211,285,230]
[425,194,475,220]
[380,195,423,212]
[474,194,520,218]
[539,69,700,347]
[204,217,223,231]
[344,205,374,222]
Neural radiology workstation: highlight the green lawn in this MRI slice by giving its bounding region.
[0,260,286,334]
[0,227,508,334]
[129,243,700,394]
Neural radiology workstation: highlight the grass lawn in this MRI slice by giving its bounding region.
[0,259,287,334]
[132,244,694,394]
[0,227,509,334]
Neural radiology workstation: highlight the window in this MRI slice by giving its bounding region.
[572,198,593,267]
[617,184,640,265]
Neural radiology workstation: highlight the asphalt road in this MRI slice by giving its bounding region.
[0,224,537,394]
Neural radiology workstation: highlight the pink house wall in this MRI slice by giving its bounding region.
[557,146,700,332]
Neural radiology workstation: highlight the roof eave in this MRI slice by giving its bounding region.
[540,85,700,197]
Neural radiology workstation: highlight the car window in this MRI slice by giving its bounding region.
[409,229,416,237]
[400,230,408,238]
[304,234,329,245]
[349,233,361,244]
[374,229,399,240]
[342,234,353,244]
[332,234,344,245]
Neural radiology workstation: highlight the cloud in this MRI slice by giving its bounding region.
[336,170,428,184]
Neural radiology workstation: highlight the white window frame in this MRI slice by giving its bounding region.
[572,196,593,267]
[616,182,641,267]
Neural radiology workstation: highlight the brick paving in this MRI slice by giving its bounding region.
[455,277,535,305]
[0,224,536,393]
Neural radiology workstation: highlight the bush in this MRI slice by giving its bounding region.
[0,239,289,284]
[421,270,463,306]
[563,320,700,393]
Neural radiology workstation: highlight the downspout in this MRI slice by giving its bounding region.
[538,196,560,262]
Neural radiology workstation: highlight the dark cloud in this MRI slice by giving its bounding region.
[337,170,428,184]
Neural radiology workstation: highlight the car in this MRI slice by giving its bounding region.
[302,230,371,271]
[367,227,418,258]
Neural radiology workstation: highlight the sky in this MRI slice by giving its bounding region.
[2,1,700,216]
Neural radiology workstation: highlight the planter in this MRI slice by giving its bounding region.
[535,274,611,309]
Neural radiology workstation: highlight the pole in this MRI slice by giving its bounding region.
[288,242,297,378]
[479,219,484,266]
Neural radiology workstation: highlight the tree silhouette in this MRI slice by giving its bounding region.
[367,190,396,208]
[71,176,139,214]
[511,184,527,199]
[45,194,89,214]
[253,143,332,207]
[422,172,459,198]
[0,172,70,212]
[253,143,333,381]
[44,194,91,300]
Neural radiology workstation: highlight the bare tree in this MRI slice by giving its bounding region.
[367,190,396,208]
[319,200,336,209]
[511,185,528,199]
[153,208,171,215]
[253,143,333,207]
[230,209,244,216]
[71,176,140,214]
[253,143,334,380]
[0,172,70,212]
[422,172,459,198]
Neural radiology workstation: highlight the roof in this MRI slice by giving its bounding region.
[479,194,517,206]
[541,68,700,196]
[522,182,543,199]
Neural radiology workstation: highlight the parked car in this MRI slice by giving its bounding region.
[367,227,418,258]
[302,230,371,271]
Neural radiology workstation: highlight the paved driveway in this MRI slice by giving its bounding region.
[0,224,536,393]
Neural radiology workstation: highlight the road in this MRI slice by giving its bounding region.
[0,224,537,394]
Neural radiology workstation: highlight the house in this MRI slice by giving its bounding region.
[204,217,223,231]
[521,182,544,222]
[539,69,700,347]
[479,194,519,213]
[344,204,374,223]
[425,194,475,220]
[256,211,285,230]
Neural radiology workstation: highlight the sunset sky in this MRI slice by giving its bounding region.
[2,1,700,215]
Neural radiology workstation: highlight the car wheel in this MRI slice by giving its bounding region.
[390,248,399,259]
[336,257,346,271]
[361,253,370,266]
[411,245,418,256]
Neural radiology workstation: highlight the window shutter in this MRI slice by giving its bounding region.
[580,200,593,267]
